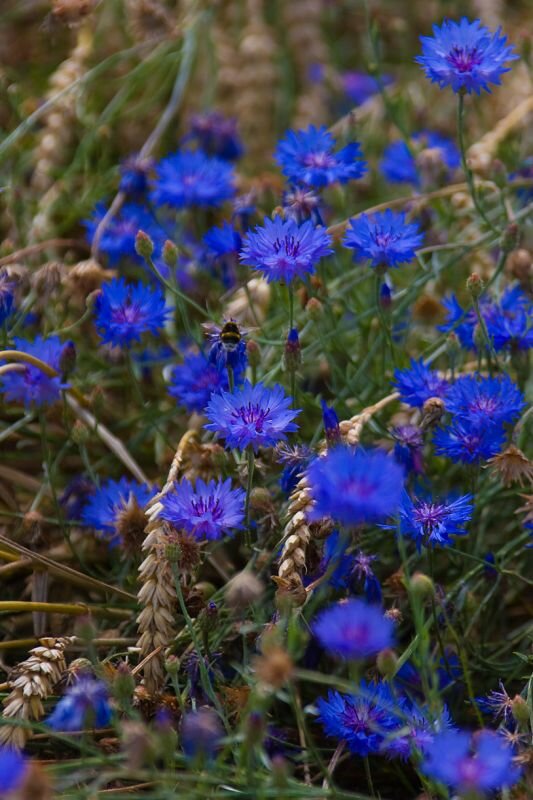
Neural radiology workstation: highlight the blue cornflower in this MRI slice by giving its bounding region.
[204,222,242,259]
[275,125,367,188]
[151,150,236,209]
[445,374,524,426]
[276,443,312,495]
[240,215,332,284]
[119,155,153,197]
[307,447,404,526]
[181,708,223,761]
[343,210,424,269]
[168,350,230,413]
[341,71,393,105]
[0,747,28,793]
[60,476,95,521]
[321,400,341,446]
[434,419,505,463]
[317,682,403,756]
[386,490,473,549]
[159,477,245,541]
[421,729,521,794]
[47,675,112,731]
[313,599,394,659]
[81,477,154,547]
[416,18,518,95]
[85,202,157,265]
[94,278,170,347]
[380,132,460,186]
[188,112,243,161]
[490,300,533,351]
[385,704,454,760]
[393,358,449,408]
[308,530,355,590]
[205,381,300,452]
[392,425,424,475]
[0,269,15,324]
[476,681,514,724]
[0,335,69,408]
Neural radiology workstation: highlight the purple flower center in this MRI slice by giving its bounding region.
[273,236,301,258]
[457,757,484,788]
[447,46,482,73]
[190,497,223,521]
[413,502,446,534]
[373,230,398,249]
[233,402,271,432]
[111,303,144,325]
[342,705,371,733]
[303,151,335,170]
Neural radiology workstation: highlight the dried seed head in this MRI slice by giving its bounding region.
[412,294,443,324]
[115,495,148,557]
[420,396,446,429]
[385,607,403,624]
[32,261,64,295]
[65,258,111,302]
[253,645,293,690]
[160,527,201,574]
[506,248,531,284]
[487,445,533,487]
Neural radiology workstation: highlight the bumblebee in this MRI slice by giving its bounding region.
[203,319,255,352]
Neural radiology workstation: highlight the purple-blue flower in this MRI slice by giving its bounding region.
[0,335,69,408]
[85,202,157,265]
[313,599,394,659]
[380,132,460,186]
[317,682,403,756]
[204,222,242,259]
[151,150,236,209]
[386,490,474,549]
[445,374,524,426]
[434,419,505,464]
[47,675,112,731]
[81,477,154,547]
[416,18,518,95]
[181,708,223,760]
[275,125,367,188]
[240,216,332,284]
[119,155,153,197]
[393,358,449,408]
[421,729,521,793]
[341,71,393,105]
[307,447,404,526]
[159,477,245,541]
[392,425,424,474]
[167,350,231,413]
[94,278,170,347]
[0,747,28,793]
[187,112,243,161]
[205,381,300,452]
[384,704,454,760]
[343,210,424,269]
[0,269,15,324]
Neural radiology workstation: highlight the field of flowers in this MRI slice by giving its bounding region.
[0,0,532,797]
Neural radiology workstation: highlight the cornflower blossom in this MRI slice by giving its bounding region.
[343,210,424,269]
[476,681,514,724]
[341,71,393,105]
[445,375,524,427]
[160,478,245,541]
[187,111,243,161]
[275,125,367,188]
[168,351,231,413]
[421,729,521,794]
[392,425,424,474]
[94,278,171,347]
[306,447,404,526]
[118,155,153,197]
[317,682,403,756]
[385,490,474,549]
[85,202,157,264]
[380,132,460,186]
[434,419,505,464]
[393,358,449,408]
[205,381,300,452]
[384,704,454,760]
[306,530,355,590]
[204,222,242,261]
[416,18,518,95]
[47,675,112,731]
[0,269,15,324]
[313,599,394,659]
[0,335,69,408]
[0,748,28,793]
[150,150,236,209]
[240,216,332,284]
[81,477,154,547]
[181,708,223,760]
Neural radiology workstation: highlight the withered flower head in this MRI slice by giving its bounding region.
[252,645,293,690]
[487,445,533,488]
[115,494,147,556]
[420,396,446,429]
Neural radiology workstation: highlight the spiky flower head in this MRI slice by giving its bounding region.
[0,747,28,793]
[188,111,243,161]
[0,336,69,408]
[416,18,518,95]
[84,202,158,265]
[343,210,424,269]
[0,268,15,324]
[205,381,300,452]
[445,374,524,426]
[94,278,171,347]
[434,419,505,464]
[421,729,521,793]
[151,149,236,209]
[393,358,449,408]
[46,675,112,731]
[167,350,231,414]
[240,216,332,284]
[385,490,473,549]
[307,447,404,526]
[313,599,394,660]
[159,477,245,541]
[81,477,154,548]
[275,125,367,188]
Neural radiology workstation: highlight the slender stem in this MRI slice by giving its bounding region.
[457,93,499,235]
[364,756,376,798]
[244,446,255,542]
[227,364,235,393]
[287,282,294,332]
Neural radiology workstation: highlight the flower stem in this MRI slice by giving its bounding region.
[287,282,295,332]
[244,446,255,544]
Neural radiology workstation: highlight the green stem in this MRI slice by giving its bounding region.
[364,756,376,799]
[244,446,255,544]
[287,282,294,333]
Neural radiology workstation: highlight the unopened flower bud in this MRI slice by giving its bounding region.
[410,572,435,600]
[376,647,398,678]
[446,332,461,360]
[162,240,179,268]
[321,400,340,447]
[283,328,301,372]
[506,248,531,283]
[511,695,529,728]
[135,230,154,260]
[500,222,520,252]
[71,419,90,444]
[466,272,484,299]
[113,661,135,709]
[181,708,223,761]
[198,601,218,635]
[271,754,290,787]
[245,711,265,746]
[421,396,446,429]
[59,340,76,376]
[305,297,323,320]
[165,655,180,677]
